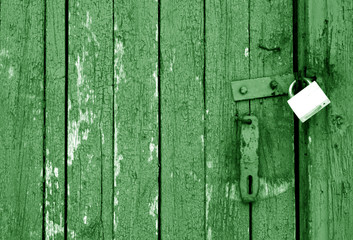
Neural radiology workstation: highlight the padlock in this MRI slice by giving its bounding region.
[287,78,331,122]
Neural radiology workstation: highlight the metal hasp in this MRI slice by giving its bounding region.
[239,115,259,203]
[231,74,294,102]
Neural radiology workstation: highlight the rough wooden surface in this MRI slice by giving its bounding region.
[250,0,295,239]
[302,0,353,239]
[0,1,44,239]
[160,0,205,239]
[205,0,249,239]
[45,0,65,239]
[113,0,159,239]
[67,1,113,239]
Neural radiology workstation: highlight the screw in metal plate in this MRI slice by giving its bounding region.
[239,86,248,95]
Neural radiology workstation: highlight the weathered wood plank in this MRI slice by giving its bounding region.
[0,1,44,239]
[45,0,65,239]
[250,0,295,239]
[160,0,205,238]
[302,0,353,239]
[113,0,159,239]
[205,0,250,239]
[67,1,113,239]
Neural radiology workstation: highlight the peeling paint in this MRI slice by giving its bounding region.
[258,178,293,199]
[114,154,123,186]
[153,63,158,97]
[206,184,213,240]
[54,168,59,178]
[114,40,125,91]
[68,52,96,166]
[45,212,64,238]
[149,194,158,217]
[148,137,157,162]
[207,228,212,240]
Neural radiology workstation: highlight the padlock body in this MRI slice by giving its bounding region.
[288,81,330,122]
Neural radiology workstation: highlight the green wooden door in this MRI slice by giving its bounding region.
[0,0,352,239]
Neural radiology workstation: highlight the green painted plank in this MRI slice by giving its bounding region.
[113,1,159,239]
[301,0,353,239]
[160,0,205,239]
[67,1,113,239]
[249,0,295,239]
[205,0,250,239]
[45,0,65,239]
[0,1,44,239]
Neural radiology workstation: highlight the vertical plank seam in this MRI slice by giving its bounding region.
[157,0,162,239]
[293,0,301,239]
[42,0,47,238]
[64,0,69,238]
[203,0,207,239]
[248,1,252,240]
[112,0,115,238]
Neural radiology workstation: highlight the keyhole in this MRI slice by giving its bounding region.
[248,175,253,195]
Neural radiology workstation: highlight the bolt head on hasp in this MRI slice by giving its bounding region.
[239,86,248,95]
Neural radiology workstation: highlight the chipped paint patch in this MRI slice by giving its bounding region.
[148,137,157,162]
[8,66,14,78]
[45,212,64,238]
[113,191,120,231]
[206,161,213,168]
[155,23,158,42]
[206,184,212,221]
[149,194,158,217]
[83,11,92,29]
[153,63,158,97]
[83,216,87,225]
[114,121,123,186]
[114,40,125,91]
[207,228,212,240]
[169,48,176,72]
[114,155,123,187]
[54,168,59,178]
[225,182,241,201]
[308,136,312,144]
[245,47,249,57]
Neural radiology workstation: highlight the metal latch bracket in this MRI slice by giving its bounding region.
[239,115,259,202]
[231,74,294,102]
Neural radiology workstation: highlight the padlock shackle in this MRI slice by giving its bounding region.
[288,78,312,98]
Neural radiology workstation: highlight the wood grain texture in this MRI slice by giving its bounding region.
[302,0,353,239]
[205,0,250,239]
[250,0,295,239]
[67,1,113,239]
[113,0,159,239]
[160,0,205,239]
[0,1,44,239]
[45,0,65,239]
